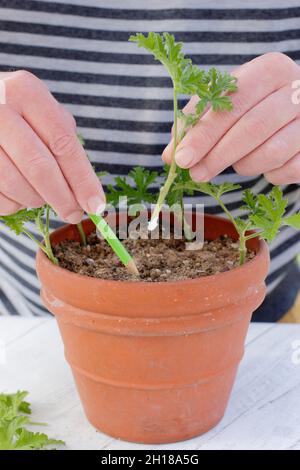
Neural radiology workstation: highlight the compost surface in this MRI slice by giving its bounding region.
[54,231,254,282]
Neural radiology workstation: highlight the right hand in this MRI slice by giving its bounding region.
[0,70,105,222]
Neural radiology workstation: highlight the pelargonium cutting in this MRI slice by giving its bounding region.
[129,32,238,232]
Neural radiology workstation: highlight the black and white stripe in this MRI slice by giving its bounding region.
[0,0,299,316]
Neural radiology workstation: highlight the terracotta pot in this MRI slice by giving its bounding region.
[36,214,270,444]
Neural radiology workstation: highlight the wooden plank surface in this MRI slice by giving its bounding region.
[1,318,300,450]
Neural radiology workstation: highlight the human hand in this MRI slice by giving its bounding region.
[0,71,105,220]
[163,53,300,185]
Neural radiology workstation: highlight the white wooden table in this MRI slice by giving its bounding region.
[1,318,300,450]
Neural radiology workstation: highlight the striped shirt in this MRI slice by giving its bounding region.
[0,0,299,317]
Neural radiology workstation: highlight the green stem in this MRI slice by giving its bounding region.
[43,206,58,265]
[77,222,87,246]
[21,207,58,264]
[172,201,193,241]
[237,229,265,265]
[30,206,58,265]
[149,88,178,229]
[180,196,194,241]
[23,229,48,255]
[215,197,251,265]
[216,197,239,233]
[46,204,50,230]
[245,231,261,241]
[36,211,44,236]
[239,235,247,265]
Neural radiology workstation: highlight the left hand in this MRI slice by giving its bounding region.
[163,52,300,184]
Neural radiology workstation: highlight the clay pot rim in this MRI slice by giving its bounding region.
[37,213,269,288]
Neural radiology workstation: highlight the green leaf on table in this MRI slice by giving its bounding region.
[0,390,64,451]
[12,429,64,451]
[0,391,31,419]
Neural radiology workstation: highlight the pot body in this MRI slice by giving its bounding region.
[36,214,270,444]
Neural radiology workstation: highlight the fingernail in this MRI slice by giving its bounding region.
[87,196,106,215]
[175,147,196,168]
[66,210,83,224]
[190,164,209,182]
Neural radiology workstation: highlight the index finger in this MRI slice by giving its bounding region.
[6,71,105,215]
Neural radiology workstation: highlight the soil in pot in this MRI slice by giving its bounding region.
[53,231,255,282]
